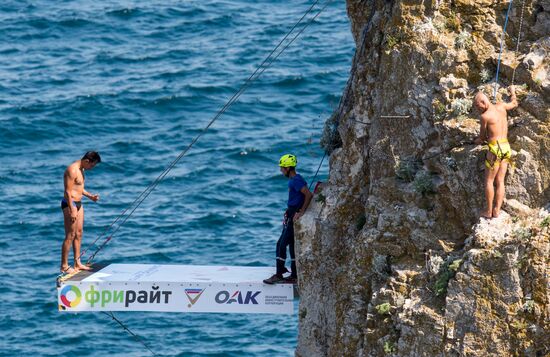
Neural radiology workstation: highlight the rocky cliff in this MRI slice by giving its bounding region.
[296,1,549,356]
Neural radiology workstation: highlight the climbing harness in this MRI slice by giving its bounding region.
[484,139,512,169]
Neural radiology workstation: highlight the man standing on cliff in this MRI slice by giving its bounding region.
[474,86,518,219]
[264,154,313,284]
[60,151,101,274]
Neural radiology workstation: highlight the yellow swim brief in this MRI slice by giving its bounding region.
[485,139,511,169]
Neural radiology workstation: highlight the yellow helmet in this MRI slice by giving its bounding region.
[279,154,297,167]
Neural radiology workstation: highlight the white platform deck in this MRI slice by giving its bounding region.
[57,264,294,314]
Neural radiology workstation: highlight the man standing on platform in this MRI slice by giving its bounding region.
[60,151,101,274]
[264,154,313,284]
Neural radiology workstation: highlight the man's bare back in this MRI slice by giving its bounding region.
[475,86,517,144]
[480,103,509,142]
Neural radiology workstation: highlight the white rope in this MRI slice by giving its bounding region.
[511,0,527,85]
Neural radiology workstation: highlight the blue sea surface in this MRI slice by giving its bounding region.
[0,1,353,356]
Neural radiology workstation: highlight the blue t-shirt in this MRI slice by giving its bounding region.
[288,174,307,208]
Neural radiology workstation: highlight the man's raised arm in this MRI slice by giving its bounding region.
[503,85,518,111]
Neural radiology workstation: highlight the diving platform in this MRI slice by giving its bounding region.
[57,264,294,314]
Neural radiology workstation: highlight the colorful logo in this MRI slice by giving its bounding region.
[184,288,205,308]
[60,285,82,308]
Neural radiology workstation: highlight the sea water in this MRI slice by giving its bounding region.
[0,1,353,355]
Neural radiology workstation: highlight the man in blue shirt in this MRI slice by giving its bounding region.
[264,154,313,284]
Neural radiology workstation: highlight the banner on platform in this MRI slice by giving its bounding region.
[58,282,294,314]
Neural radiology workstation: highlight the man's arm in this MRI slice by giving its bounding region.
[502,85,518,111]
[83,190,99,202]
[64,169,78,221]
[295,186,313,220]
[475,114,489,144]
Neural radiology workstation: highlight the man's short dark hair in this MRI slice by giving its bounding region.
[82,151,101,163]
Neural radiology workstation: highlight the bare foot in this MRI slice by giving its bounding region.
[75,263,92,271]
[492,209,500,218]
[60,266,76,274]
[480,210,492,219]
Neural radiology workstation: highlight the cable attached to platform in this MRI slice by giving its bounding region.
[101,312,157,356]
[82,0,334,265]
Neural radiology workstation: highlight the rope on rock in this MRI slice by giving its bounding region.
[511,0,528,85]
[494,0,528,100]
[494,0,514,103]
[308,152,327,191]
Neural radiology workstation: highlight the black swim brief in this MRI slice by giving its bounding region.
[61,198,82,211]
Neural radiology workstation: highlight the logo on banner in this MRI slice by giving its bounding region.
[215,290,261,305]
[185,288,206,308]
[60,285,82,308]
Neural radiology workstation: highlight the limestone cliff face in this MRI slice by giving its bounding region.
[296,1,549,356]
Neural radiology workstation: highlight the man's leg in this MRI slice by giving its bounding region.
[275,226,289,276]
[264,226,289,284]
[61,208,77,273]
[73,206,91,271]
[482,154,498,218]
[493,161,509,218]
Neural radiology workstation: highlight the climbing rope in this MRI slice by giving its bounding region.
[303,0,378,207]
[81,0,334,264]
[308,152,327,191]
[494,0,528,100]
[511,0,527,85]
[368,139,476,165]
[307,0,377,191]
[493,0,514,102]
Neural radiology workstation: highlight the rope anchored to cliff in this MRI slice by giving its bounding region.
[511,0,528,85]
[493,0,529,102]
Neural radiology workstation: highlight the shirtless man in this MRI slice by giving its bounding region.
[60,151,101,273]
[474,86,518,218]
